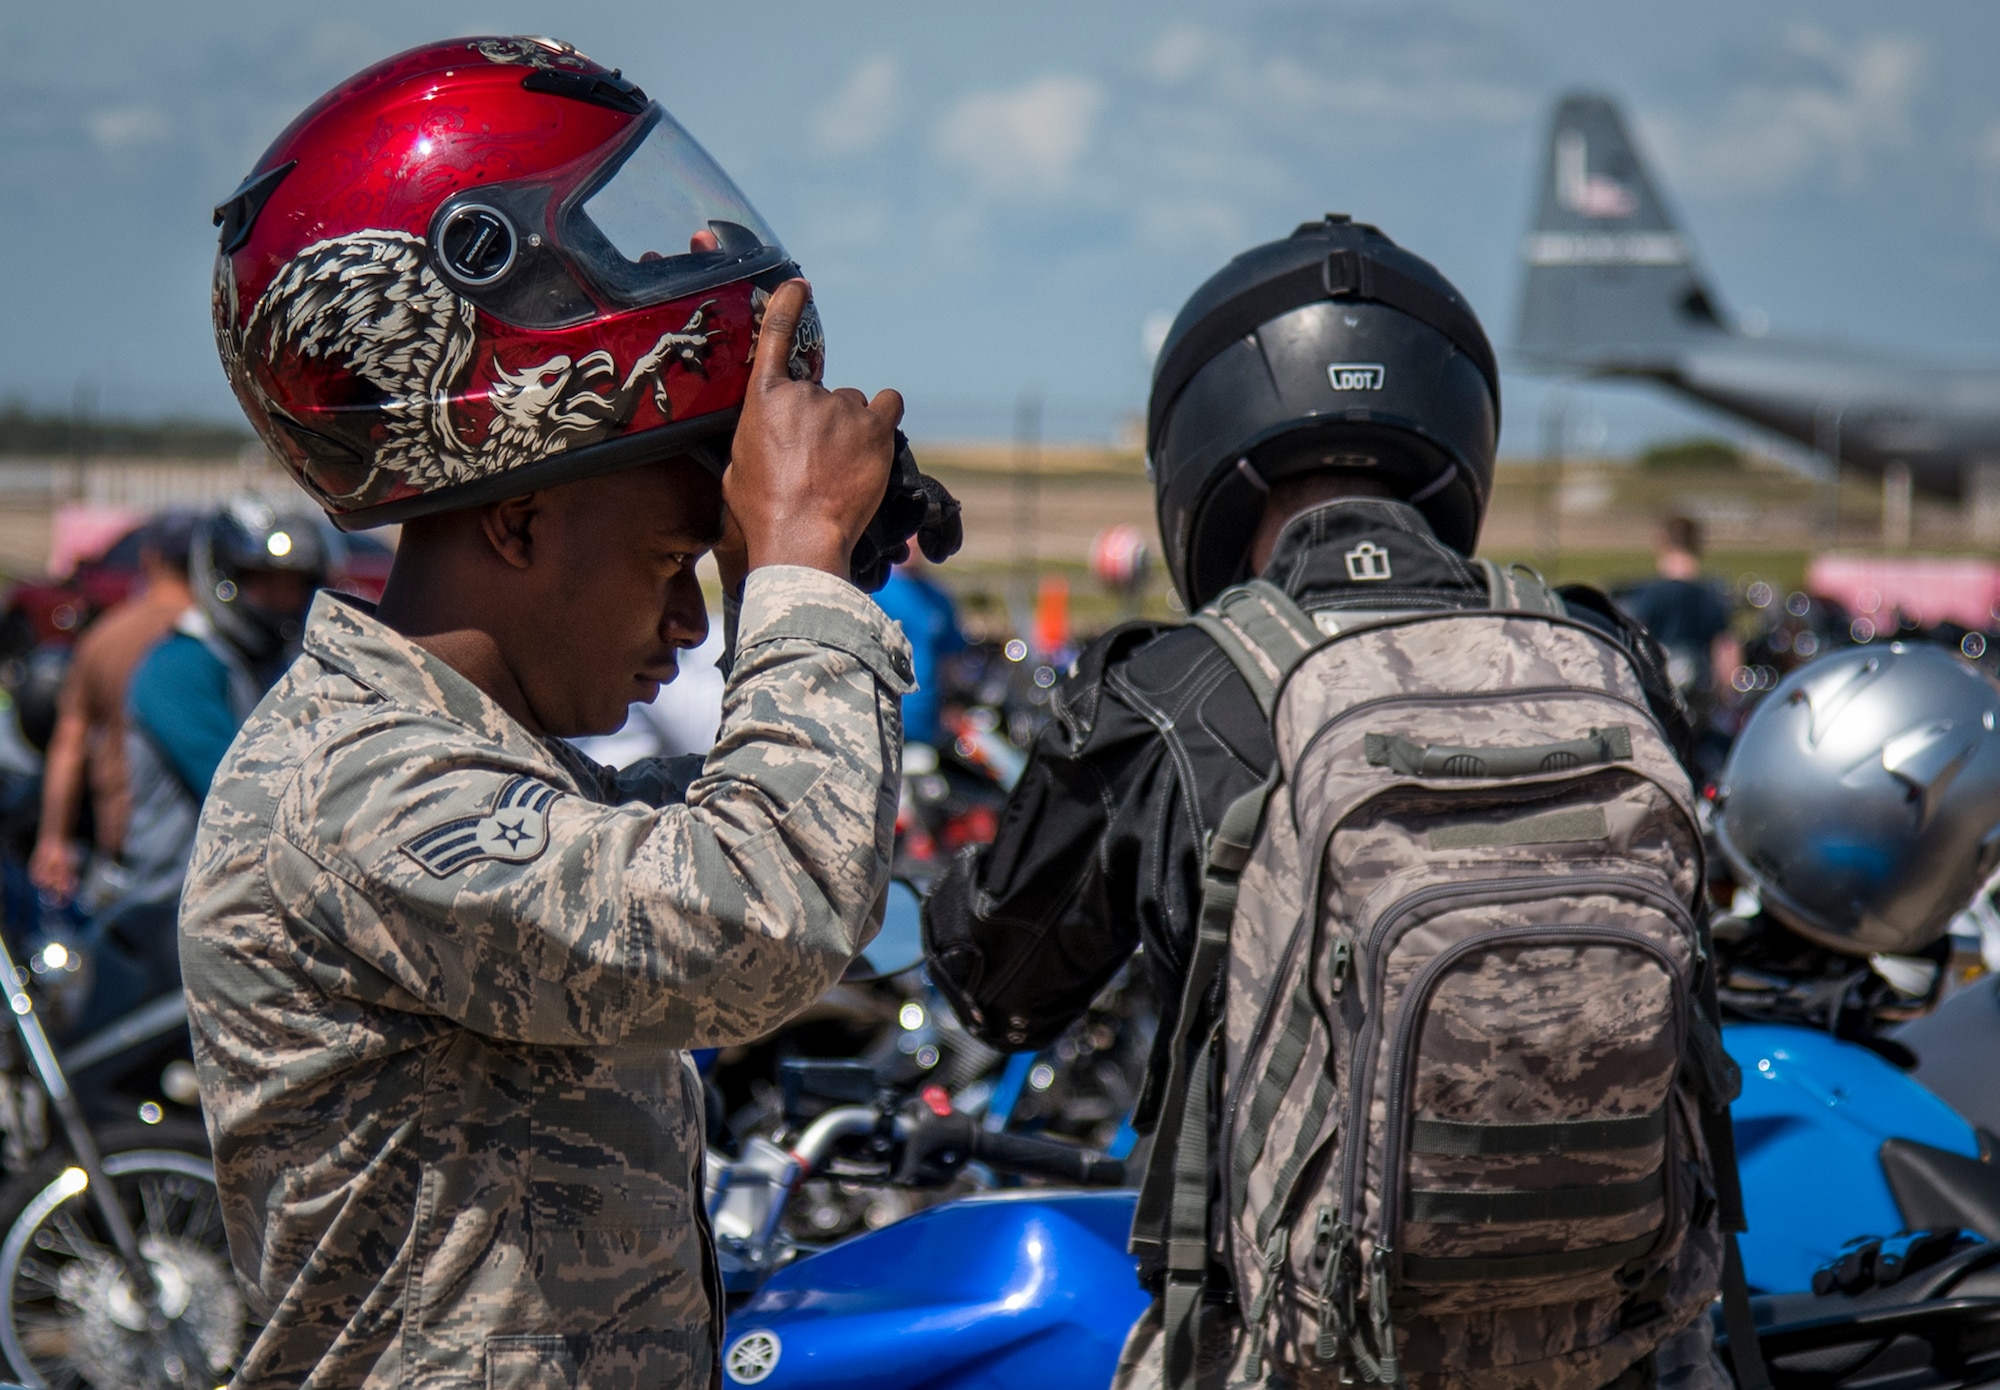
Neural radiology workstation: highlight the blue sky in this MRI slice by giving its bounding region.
[5,0,2000,456]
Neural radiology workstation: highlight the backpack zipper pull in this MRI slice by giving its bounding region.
[1329,936,1353,993]
[1312,1203,1336,1258]
[1311,1204,1346,1363]
[1241,1227,1291,1383]
[1366,1246,1402,1386]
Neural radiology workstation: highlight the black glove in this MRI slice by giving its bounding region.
[849,431,964,593]
[1811,1228,1980,1295]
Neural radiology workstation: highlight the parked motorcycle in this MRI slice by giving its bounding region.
[0,920,239,1390]
[1727,1023,1988,1294]
[709,960,2000,1390]
[711,1058,1143,1390]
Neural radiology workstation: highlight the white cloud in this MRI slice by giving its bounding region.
[1645,27,1927,194]
[812,55,903,157]
[1140,309,1175,365]
[1144,25,1209,86]
[1107,20,1536,252]
[86,105,170,152]
[800,201,891,252]
[933,74,1106,198]
[1135,23,1533,130]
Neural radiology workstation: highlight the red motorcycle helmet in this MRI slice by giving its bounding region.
[211,36,820,529]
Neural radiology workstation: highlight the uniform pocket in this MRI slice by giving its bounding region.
[487,1335,576,1390]
[521,1054,713,1353]
[487,1330,704,1390]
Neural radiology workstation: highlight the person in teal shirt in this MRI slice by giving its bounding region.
[874,557,966,748]
[119,500,327,921]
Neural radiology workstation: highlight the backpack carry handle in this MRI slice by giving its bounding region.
[1364,725,1632,778]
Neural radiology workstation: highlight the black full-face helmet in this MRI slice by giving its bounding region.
[191,496,336,665]
[1148,215,1500,610]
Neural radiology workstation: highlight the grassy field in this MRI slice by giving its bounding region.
[0,441,1982,640]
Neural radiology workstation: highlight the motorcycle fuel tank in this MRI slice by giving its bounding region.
[1728,1024,1981,1294]
[723,1190,1148,1390]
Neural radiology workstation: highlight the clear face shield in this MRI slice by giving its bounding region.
[566,107,788,306]
[427,105,791,328]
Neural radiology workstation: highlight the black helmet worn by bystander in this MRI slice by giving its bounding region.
[1148,214,1499,610]
[190,497,334,667]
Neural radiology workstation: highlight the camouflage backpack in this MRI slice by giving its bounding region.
[1130,568,1767,1390]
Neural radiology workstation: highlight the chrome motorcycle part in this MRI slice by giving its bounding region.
[0,1123,246,1390]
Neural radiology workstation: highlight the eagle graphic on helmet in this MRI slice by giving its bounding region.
[211,36,803,529]
[225,228,718,496]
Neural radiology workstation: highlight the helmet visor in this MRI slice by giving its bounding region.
[564,108,788,309]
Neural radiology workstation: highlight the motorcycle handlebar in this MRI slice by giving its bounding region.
[896,1112,1127,1187]
[970,1127,1127,1187]
[790,1105,880,1173]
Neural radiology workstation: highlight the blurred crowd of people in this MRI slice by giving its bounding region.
[9,491,1997,1027]
[1611,511,2000,786]
[12,497,331,1011]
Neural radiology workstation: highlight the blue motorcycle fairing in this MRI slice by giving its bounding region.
[723,1023,1982,1386]
[1727,1024,1981,1295]
[725,1190,1149,1389]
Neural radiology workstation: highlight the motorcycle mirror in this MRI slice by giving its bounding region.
[845,879,924,983]
[779,1058,879,1117]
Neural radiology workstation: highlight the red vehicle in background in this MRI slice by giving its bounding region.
[0,520,393,666]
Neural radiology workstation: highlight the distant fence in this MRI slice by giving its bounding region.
[0,450,306,578]
[0,449,301,512]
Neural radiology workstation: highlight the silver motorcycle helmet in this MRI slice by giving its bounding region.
[190,495,335,665]
[1715,642,2000,956]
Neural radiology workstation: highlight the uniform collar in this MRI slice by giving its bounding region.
[1258,497,1487,609]
[299,591,560,771]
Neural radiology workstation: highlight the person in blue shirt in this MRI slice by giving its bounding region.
[119,498,329,940]
[1617,515,1739,703]
[873,556,967,748]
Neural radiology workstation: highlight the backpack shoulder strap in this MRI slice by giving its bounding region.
[1130,784,1267,1252]
[1131,777,1272,1390]
[1687,913,1774,1390]
[1474,556,1566,618]
[1189,579,1323,718]
[1133,580,1316,1388]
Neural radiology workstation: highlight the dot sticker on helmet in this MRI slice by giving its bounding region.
[1327,363,1386,391]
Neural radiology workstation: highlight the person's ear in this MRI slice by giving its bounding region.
[481,493,541,571]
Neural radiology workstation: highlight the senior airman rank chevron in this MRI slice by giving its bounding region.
[401,776,560,877]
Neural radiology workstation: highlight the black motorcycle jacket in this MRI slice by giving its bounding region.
[922,498,1692,1127]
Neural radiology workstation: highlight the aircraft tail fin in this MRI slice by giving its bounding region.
[1514,93,1729,371]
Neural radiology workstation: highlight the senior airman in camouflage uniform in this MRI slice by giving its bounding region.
[182,567,908,1388]
[189,73,915,1375]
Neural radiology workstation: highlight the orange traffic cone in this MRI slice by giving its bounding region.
[1033,573,1070,659]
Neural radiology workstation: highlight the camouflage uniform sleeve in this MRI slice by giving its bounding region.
[609,753,707,807]
[271,565,912,1049]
